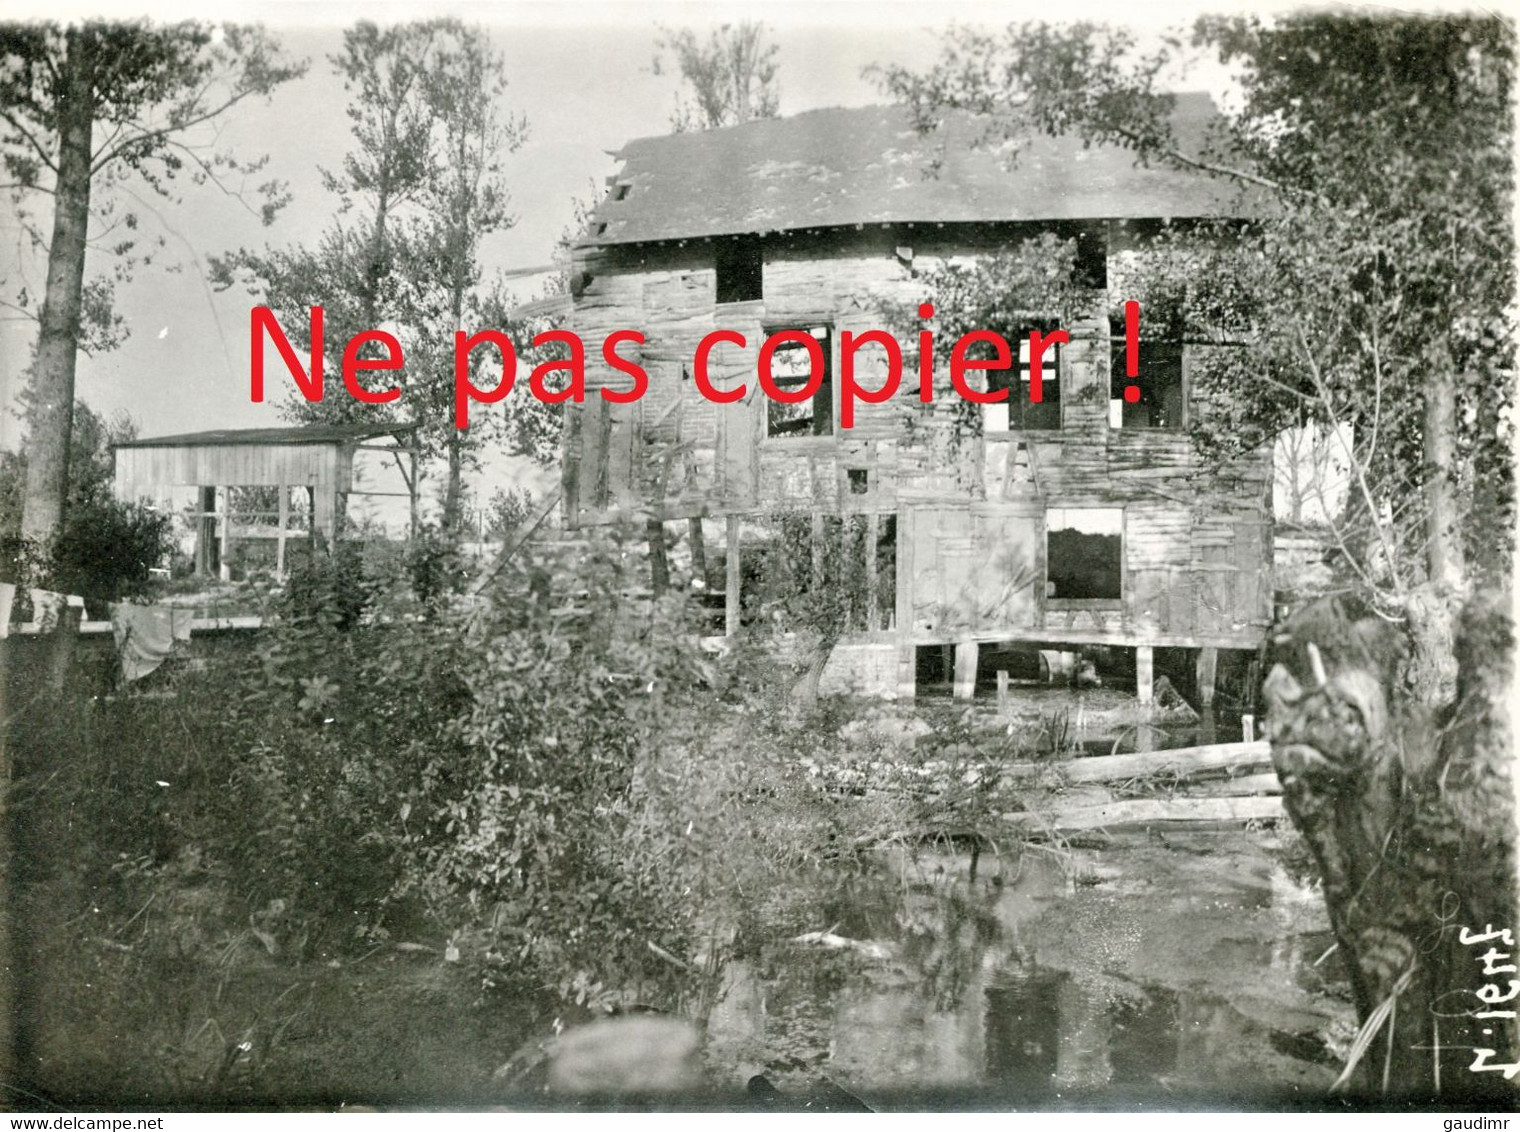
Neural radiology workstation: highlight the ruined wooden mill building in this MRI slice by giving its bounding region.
[561,96,1273,704]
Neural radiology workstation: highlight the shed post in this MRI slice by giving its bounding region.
[194,485,216,576]
[218,487,231,582]
[276,484,289,580]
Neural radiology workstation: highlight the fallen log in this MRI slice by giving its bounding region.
[1004,794,1284,834]
[1187,771,1284,797]
[1001,740,1271,785]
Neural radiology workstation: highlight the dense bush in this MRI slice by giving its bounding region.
[5,514,1052,1099]
[47,497,174,605]
[404,524,469,610]
[0,401,174,607]
[123,523,717,998]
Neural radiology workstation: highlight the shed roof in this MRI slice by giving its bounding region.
[588,94,1258,245]
[114,422,415,450]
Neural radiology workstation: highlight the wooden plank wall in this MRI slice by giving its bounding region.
[562,230,1273,648]
[115,443,340,497]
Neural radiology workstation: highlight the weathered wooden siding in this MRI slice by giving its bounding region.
[114,443,346,496]
[563,227,1272,649]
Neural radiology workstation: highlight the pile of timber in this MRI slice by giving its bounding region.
[808,739,1283,837]
[1004,740,1284,835]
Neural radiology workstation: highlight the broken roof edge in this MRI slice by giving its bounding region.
[574,213,1256,252]
[114,421,420,450]
[581,96,1267,248]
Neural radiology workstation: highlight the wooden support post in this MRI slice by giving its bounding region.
[217,487,231,582]
[646,517,668,595]
[1196,646,1219,707]
[1136,645,1154,706]
[725,515,741,638]
[996,669,1010,717]
[276,484,289,580]
[194,485,215,576]
[941,643,955,690]
[953,640,979,700]
[688,518,707,587]
[865,512,880,633]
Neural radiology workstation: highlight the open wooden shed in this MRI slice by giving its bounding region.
[113,422,418,578]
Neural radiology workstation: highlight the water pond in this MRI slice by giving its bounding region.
[702,827,1354,1107]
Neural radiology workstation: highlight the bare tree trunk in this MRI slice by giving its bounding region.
[20,30,94,545]
[443,431,464,533]
[788,630,839,719]
[441,236,467,532]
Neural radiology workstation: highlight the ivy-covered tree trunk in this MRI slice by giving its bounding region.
[20,29,93,545]
[1263,591,1517,1097]
[1424,363,1466,595]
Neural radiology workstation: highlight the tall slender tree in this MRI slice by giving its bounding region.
[1,20,304,544]
[213,19,528,532]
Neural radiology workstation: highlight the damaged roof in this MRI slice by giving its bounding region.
[588,94,1257,245]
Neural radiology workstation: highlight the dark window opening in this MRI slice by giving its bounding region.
[986,325,1061,431]
[847,468,869,494]
[1072,227,1108,290]
[1049,220,1108,290]
[1046,508,1123,600]
[1110,339,1184,430]
[613,183,630,201]
[764,325,833,438]
[715,236,763,304]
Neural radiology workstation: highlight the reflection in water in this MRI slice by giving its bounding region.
[985,971,1064,1096]
[1108,985,1179,1086]
[703,831,1351,1101]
